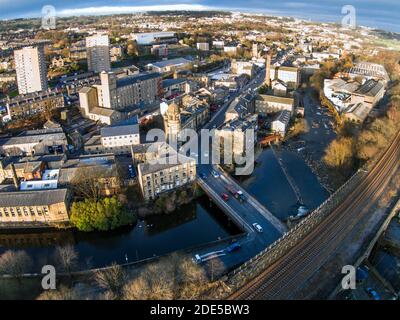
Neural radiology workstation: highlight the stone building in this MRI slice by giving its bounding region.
[137,154,196,201]
[84,118,140,155]
[4,89,65,119]
[255,94,294,115]
[0,128,68,157]
[0,188,70,224]
[214,114,258,159]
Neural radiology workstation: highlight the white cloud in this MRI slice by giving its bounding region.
[58,4,210,16]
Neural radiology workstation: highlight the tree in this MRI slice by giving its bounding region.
[123,262,175,300]
[70,197,136,232]
[94,263,126,299]
[122,254,209,300]
[54,245,79,274]
[323,137,354,169]
[127,40,139,57]
[70,167,107,201]
[36,285,79,300]
[0,250,32,279]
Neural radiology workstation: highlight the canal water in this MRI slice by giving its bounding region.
[237,148,330,221]
[0,196,242,271]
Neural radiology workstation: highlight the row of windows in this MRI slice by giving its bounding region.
[0,206,49,218]
[103,135,136,140]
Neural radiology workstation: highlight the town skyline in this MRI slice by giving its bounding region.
[1,0,400,33]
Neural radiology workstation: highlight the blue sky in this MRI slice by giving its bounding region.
[0,0,399,32]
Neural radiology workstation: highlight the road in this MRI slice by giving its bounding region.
[185,67,288,270]
[228,131,400,299]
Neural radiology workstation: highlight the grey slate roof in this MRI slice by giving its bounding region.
[100,122,139,138]
[0,188,68,207]
[116,72,160,88]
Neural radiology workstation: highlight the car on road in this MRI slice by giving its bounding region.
[226,242,241,253]
[221,193,229,201]
[235,190,247,203]
[212,170,220,178]
[252,223,263,233]
[366,288,381,300]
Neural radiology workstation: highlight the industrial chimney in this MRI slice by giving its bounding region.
[265,54,272,87]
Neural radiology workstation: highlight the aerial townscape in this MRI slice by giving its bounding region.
[0,1,399,304]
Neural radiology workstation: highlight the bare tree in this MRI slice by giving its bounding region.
[123,259,176,300]
[54,245,79,274]
[122,254,212,300]
[204,257,226,282]
[0,250,33,279]
[70,167,105,201]
[36,285,79,300]
[94,263,126,299]
[71,165,122,201]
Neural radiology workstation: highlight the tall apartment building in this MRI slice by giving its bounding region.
[96,71,162,110]
[86,34,111,73]
[79,71,162,124]
[14,46,48,94]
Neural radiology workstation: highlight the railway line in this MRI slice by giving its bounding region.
[228,131,400,300]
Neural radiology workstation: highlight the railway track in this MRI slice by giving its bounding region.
[228,132,400,300]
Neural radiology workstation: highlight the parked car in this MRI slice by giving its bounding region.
[193,254,202,264]
[226,242,241,253]
[221,193,229,201]
[366,288,381,300]
[252,223,263,233]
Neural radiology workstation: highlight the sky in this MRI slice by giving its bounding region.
[0,0,399,32]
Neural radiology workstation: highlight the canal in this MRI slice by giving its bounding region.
[0,196,242,271]
[236,148,330,221]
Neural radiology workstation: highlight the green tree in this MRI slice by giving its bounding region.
[70,197,136,232]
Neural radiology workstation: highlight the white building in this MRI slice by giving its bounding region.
[14,46,48,95]
[146,58,193,74]
[132,32,177,45]
[271,110,291,136]
[269,66,300,89]
[232,60,255,78]
[224,45,238,54]
[196,42,210,51]
[212,40,224,49]
[86,34,111,73]
[100,118,140,147]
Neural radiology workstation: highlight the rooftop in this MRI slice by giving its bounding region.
[354,79,384,97]
[138,154,195,176]
[0,188,68,207]
[116,72,161,88]
[149,58,192,69]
